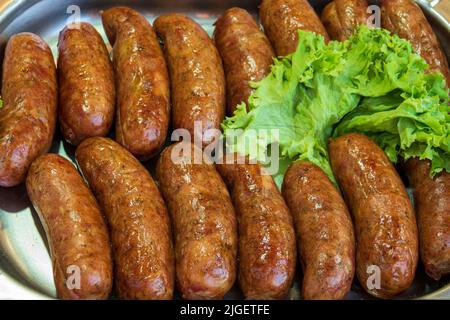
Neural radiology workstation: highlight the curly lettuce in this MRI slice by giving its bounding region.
[222,25,449,186]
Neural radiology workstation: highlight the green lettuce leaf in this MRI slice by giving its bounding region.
[222,25,449,186]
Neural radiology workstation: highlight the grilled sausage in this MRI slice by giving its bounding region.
[381,0,450,86]
[404,158,450,280]
[329,133,418,298]
[156,142,237,299]
[216,154,296,299]
[321,0,369,41]
[282,161,355,300]
[153,14,225,146]
[26,154,112,300]
[260,0,330,56]
[76,137,174,300]
[214,7,275,115]
[58,22,115,146]
[0,33,57,187]
[101,7,170,160]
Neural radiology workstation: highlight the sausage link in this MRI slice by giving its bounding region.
[156,142,237,299]
[329,133,418,298]
[321,0,369,41]
[26,154,112,300]
[58,22,115,146]
[76,137,174,300]
[404,158,450,280]
[153,14,225,146]
[216,154,296,299]
[0,33,57,187]
[260,0,330,56]
[214,7,275,115]
[381,0,450,86]
[282,161,355,300]
[101,7,170,160]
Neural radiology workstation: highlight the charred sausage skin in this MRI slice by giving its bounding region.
[404,158,450,280]
[282,161,355,300]
[156,142,237,300]
[76,137,174,300]
[216,154,296,299]
[329,133,418,299]
[321,0,369,41]
[154,14,226,146]
[260,0,330,56]
[101,7,170,160]
[0,33,57,187]
[381,0,450,86]
[26,154,112,300]
[58,22,115,146]
[214,7,275,115]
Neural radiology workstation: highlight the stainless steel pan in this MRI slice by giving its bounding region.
[0,0,448,300]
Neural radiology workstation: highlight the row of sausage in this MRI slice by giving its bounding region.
[26,132,449,300]
[1,0,449,188]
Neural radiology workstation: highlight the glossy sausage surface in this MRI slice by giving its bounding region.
[260,0,330,56]
[329,133,418,298]
[156,142,237,299]
[216,154,296,299]
[404,158,450,280]
[282,161,355,300]
[76,137,174,299]
[214,7,275,115]
[58,22,115,146]
[102,7,170,160]
[26,153,112,300]
[381,0,450,86]
[0,33,57,187]
[321,0,369,41]
[154,14,225,146]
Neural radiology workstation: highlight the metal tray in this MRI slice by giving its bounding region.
[0,0,449,300]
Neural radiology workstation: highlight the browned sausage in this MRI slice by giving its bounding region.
[0,33,57,187]
[26,154,112,300]
[404,158,450,280]
[216,154,296,299]
[329,133,418,298]
[101,7,170,160]
[156,142,237,299]
[260,0,330,56]
[58,22,115,146]
[321,0,369,41]
[76,137,174,300]
[153,14,225,146]
[214,7,275,115]
[381,0,450,86]
[282,161,355,300]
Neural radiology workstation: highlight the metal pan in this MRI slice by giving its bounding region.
[0,0,448,300]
